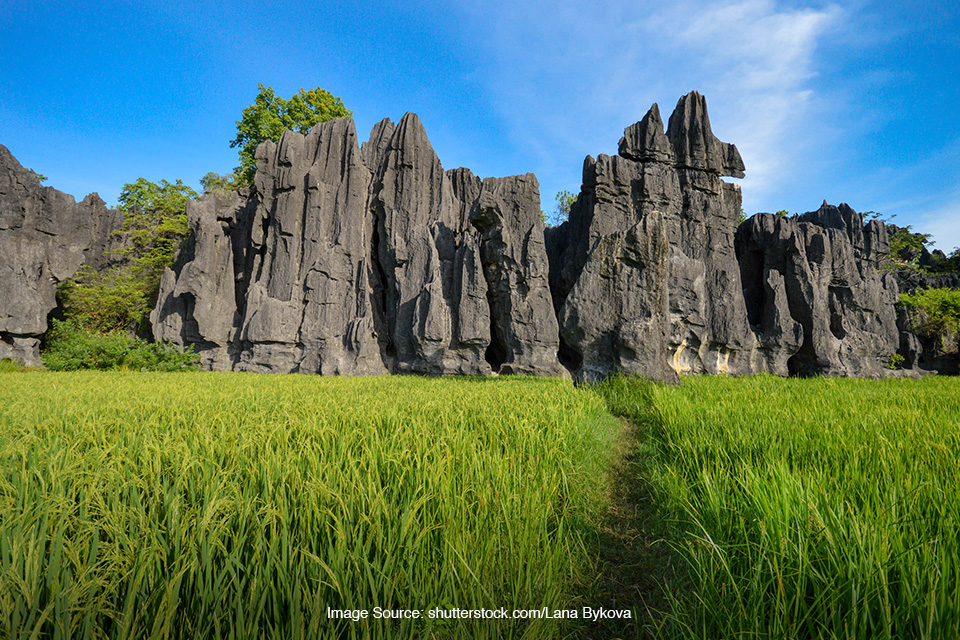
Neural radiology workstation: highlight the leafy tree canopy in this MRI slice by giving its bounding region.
[230,84,352,186]
[60,178,197,333]
[900,287,960,337]
[200,171,240,194]
[542,190,577,227]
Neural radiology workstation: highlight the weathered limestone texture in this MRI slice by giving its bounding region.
[735,203,901,377]
[471,174,565,376]
[547,92,753,381]
[0,144,123,366]
[1,91,930,379]
[152,114,563,375]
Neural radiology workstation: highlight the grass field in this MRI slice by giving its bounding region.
[2,369,959,639]
[0,372,619,639]
[599,374,960,639]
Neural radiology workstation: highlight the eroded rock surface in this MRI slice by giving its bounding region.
[735,203,901,377]
[548,91,753,381]
[2,92,928,380]
[0,145,123,365]
[152,114,563,376]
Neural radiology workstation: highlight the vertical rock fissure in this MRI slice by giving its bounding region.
[369,208,396,367]
[483,290,507,373]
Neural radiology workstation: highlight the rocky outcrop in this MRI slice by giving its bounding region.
[151,188,256,370]
[471,175,565,376]
[735,203,901,377]
[547,92,754,381]
[897,270,960,294]
[0,145,123,366]
[152,114,563,376]
[1,91,932,380]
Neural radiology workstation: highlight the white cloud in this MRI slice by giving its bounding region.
[454,0,843,208]
[919,200,960,254]
[663,1,842,197]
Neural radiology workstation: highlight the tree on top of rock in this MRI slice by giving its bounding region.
[230,84,352,186]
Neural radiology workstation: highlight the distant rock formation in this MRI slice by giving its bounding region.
[735,203,900,377]
[152,114,564,375]
[0,145,123,366]
[1,92,940,379]
[547,93,753,382]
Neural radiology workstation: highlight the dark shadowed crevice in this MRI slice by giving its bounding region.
[787,350,807,377]
[735,228,765,329]
[483,294,507,373]
[231,194,258,322]
[253,210,270,283]
[369,212,396,365]
[557,333,582,373]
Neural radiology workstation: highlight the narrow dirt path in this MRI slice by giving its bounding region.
[572,410,680,639]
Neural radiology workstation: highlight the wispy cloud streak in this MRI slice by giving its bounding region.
[455,0,842,208]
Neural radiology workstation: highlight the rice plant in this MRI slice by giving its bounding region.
[0,372,619,639]
[597,374,960,639]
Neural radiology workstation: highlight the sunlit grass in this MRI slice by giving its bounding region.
[0,371,619,639]
[597,374,960,639]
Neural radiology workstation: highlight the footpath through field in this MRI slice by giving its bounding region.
[582,374,960,639]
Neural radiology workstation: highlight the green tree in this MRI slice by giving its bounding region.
[116,178,197,296]
[60,178,197,333]
[886,223,934,270]
[200,171,240,194]
[230,84,352,186]
[545,190,576,227]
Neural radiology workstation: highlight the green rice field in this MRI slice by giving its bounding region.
[598,374,960,639]
[2,369,959,638]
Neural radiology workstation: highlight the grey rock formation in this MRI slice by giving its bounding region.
[0,144,123,365]
[558,212,675,382]
[2,91,933,380]
[369,113,490,374]
[151,188,256,370]
[897,270,960,294]
[735,203,901,377]
[152,114,564,376]
[471,174,564,376]
[548,91,753,381]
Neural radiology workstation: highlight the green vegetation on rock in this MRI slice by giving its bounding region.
[231,84,352,186]
[900,287,960,336]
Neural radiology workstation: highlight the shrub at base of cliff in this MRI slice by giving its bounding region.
[0,358,29,372]
[42,319,198,371]
[899,287,960,373]
[57,267,153,334]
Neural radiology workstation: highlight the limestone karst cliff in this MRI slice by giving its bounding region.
[1,92,946,377]
[152,113,564,376]
[0,144,124,366]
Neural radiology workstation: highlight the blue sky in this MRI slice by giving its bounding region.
[2,0,958,251]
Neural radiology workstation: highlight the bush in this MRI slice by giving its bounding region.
[900,287,960,336]
[887,352,905,369]
[42,319,198,371]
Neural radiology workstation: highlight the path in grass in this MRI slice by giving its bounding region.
[572,418,675,639]
[588,374,960,640]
